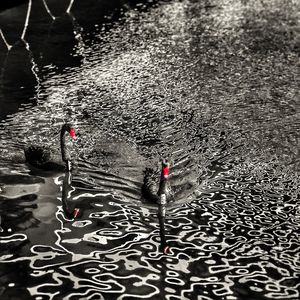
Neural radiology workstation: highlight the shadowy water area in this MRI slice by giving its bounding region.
[0,0,299,299]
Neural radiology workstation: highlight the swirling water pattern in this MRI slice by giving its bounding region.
[0,0,299,299]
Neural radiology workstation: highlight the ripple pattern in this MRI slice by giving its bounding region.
[0,0,299,299]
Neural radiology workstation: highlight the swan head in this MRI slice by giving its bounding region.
[62,123,76,139]
[161,159,169,180]
[60,124,76,165]
[158,159,170,198]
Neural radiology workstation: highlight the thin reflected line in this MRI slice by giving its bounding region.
[42,0,56,20]
[68,11,86,60]
[21,0,32,41]
[0,29,12,50]
[66,0,75,13]
[18,0,42,100]
[19,40,41,103]
[29,48,42,99]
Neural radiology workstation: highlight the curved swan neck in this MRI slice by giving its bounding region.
[158,180,167,198]
[60,125,68,162]
[60,124,74,171]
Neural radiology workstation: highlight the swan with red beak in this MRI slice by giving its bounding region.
[142,159,172,255]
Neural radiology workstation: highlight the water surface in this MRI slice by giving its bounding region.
[0,0,299,299]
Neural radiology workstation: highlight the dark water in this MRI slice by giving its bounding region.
[0,0,299,299]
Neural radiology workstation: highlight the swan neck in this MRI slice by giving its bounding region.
[158,176,167,197]
[60,126,68,162]
[62,171,73,218]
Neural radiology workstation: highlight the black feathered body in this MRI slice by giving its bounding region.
[24,145,65,171]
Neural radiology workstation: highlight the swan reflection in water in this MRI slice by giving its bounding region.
[142,159,172,254]
[60,162,171,254]
[61,171,80,220]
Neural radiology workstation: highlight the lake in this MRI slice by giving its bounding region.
[0,0,299,299]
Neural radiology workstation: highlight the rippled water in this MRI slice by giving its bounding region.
[0,0,299,299]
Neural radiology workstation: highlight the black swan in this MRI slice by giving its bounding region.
[142,159,172,254]
[24,123,76,172]
[142,159,173,203]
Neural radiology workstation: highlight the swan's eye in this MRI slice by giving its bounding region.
[70,128,76,139]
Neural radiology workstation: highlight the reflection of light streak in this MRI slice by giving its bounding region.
[21,0,32,41]
[19,37,42,99]
[0,29,12,50]
[66,0,75,14]
[0,0,41,99]
[68,11,86,60]
[1,0,83,103]
[43,0,76,18]
[19,0,42,100]
[0,233,27,243]
[72,192,112,200]
[54,210,76,256]
[29,50,41,98]
[42,0,55,20]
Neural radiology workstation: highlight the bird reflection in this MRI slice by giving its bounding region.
[61,171,80,220]
[157,162,171,255]
[142,160,171,254]
[158,199,170,254]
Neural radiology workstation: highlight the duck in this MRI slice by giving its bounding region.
[142,159,172,255]
[24,123,76,172]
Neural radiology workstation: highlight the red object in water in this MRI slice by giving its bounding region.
[73,208,79,218]
[70,128,76,139]
[163,165,169,178]
[163,246,171,255]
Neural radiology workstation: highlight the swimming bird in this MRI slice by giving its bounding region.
[24,123,76,172]
[142,159,172,254]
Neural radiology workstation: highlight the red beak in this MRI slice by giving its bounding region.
[73,208,79,218]
[70,128,76,139]
[162,165,169,178]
